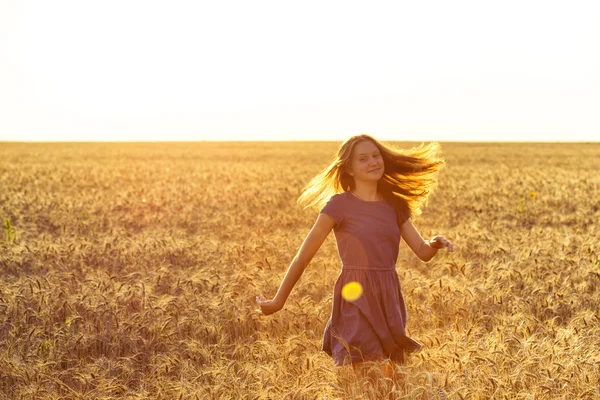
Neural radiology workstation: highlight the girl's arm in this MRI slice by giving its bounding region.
[256,213,336,315]
[399,219,454,262]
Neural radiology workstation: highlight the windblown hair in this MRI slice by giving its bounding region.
[297,134,445,221]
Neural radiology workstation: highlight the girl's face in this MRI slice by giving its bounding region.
[347,140,384,183]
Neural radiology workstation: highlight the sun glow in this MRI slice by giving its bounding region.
[1,1,599,142]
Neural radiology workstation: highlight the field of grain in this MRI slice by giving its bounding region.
[1,141,599,399]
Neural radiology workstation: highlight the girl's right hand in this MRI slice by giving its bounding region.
[256,295,283,316]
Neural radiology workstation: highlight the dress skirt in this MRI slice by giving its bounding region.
[322,265,422,366]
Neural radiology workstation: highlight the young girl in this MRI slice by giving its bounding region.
[256,134,453,384]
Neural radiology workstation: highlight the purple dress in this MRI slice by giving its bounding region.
[320,191,422,366]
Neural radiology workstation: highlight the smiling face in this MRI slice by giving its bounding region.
[346,139,385,183]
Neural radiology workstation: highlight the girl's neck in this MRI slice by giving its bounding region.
[351,183,381,202]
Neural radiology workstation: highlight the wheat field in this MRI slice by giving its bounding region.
[1,141,599,399]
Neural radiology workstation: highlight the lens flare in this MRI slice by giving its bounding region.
[341,281,363,302]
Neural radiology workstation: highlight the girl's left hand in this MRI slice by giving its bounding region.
[429,236,454,252]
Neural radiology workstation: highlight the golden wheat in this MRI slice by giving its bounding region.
[0,141,599,399]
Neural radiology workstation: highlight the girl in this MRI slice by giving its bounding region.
[256,134,453,387]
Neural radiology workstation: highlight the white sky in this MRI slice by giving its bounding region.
[1,0,599,142]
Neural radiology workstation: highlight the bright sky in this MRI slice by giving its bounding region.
[1,1,599,142]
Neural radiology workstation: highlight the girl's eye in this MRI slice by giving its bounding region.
[374,154,380,158]
[359,158,366,162]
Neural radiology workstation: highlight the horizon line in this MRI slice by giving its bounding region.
[2,139,599,144]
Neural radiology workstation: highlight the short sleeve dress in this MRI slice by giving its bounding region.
[320,191,422,366]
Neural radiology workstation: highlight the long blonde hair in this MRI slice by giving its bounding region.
[297,134,445,221]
